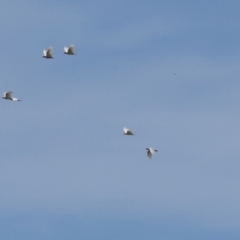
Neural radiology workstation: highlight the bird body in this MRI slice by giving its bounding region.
[123,127,134,135]
[146,148,158,159]
[43,47,53,58]
[2,91,21,101]
[64,45,75,55]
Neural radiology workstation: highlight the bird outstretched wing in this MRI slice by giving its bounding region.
[5,91,12,98]
[147,149,152,159]
[68,45,74,54]
[46,47,53,58]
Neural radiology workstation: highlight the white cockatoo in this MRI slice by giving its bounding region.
[43,47,53,58]
[2,91,21,101]
[123,127,134,135]
[146,148,158,159]
[64,45,75,55]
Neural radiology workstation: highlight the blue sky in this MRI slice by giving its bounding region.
[1,0,240,239]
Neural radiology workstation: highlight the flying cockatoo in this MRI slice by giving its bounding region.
[64,45,75,55]
[123,127,134,135]
[43,47,53,58]
[2,91,21,101]
[146,148,158,159]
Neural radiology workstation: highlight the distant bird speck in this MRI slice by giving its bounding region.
[123,127,134,135]
[2,91,21,101]
[146,148,158,159]
[64,45,75,55]
[43,47,53,59]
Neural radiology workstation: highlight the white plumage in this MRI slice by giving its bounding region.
[64,45,75,55]
[146,148,158,159]
[123,127,134,135]
[2,91,21,101]
[43,47,53,58]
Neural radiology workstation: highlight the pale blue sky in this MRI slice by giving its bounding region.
[1,0,240,239]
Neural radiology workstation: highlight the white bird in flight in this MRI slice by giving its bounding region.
[64,45,75,55]
[123,127,134,135]
[146,148,158,159]
[2,91,21,101]
[43,47,53,58]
